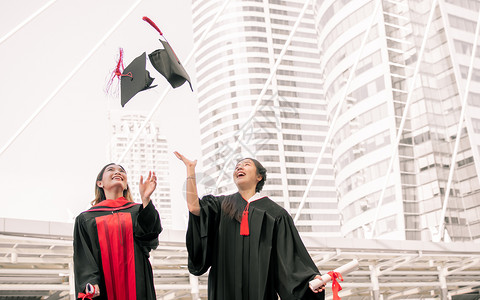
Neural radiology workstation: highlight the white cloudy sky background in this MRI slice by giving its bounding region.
[0,0,202,228]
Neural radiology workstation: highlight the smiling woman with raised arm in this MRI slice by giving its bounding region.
[175,151,326,300]
[73,163,162,300]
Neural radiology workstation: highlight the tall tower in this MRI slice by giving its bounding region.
[313,0,480,241]
[192,0,340,235]
[108,111,172,228]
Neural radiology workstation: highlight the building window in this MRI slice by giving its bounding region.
[472,118,480,133]
[446,0,480,10]
[454,39,480,58]
[337,159,389,197]
[449,14,477,32]
[467,92,480,107]
[341,186,395,220]
[460,65,480,81]
[335,130,390,171]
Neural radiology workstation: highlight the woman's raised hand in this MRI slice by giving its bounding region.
[174,151,197,169]
[139,171,157,207]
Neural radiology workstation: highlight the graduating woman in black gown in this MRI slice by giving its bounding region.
[175,152,326,300]
[73,163,162,300]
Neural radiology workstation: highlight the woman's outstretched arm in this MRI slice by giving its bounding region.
[174,151,200,216]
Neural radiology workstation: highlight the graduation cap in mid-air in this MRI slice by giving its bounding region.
[149,39,193,91]
[120,52,157,107]
[143,16,193,91]
[108,17,192,107]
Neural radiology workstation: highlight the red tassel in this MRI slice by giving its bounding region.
[240,202,250,236]
[105,48,132,95]
[113,47,125,77]
[142,16,163,35]
[142,16,180,62]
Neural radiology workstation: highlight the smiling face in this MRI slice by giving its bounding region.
[233,159,263,191]
[96,164,128,192]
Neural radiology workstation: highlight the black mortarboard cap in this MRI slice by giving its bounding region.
[121,52,157,107]
[149,40,193,91]
[142,16,193,91]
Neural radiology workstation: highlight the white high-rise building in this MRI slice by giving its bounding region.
[313,0,480,241]
[192,0,340,235]
[108,111,172,228]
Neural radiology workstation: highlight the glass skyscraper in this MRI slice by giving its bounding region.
[313,0,480,241]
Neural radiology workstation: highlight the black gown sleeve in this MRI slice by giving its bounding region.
[186,194,221,276]
[135,201,163,254]
[274,214,325,300]
[73,214,101,296]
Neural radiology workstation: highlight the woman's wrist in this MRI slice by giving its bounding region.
[186,165,196,174]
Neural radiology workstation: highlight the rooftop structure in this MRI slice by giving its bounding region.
[1,218,478,299]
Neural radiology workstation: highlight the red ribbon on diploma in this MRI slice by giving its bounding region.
[77,292,94,300]
[78,284,96,300]
[328,271,344,300]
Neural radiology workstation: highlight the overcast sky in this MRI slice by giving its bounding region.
[0,0,202,229]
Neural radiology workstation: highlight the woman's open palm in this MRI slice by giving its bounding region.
[174,151,197,169]
[139,171,157,204]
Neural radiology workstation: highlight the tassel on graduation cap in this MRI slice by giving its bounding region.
[106,47,157,107]
[143,16,193,91]
[105,48,129,94]
[240,202,250,236]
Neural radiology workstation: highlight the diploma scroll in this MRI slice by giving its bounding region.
[86,283,95,294]
[309,259,359,291]
[78,283,99,299]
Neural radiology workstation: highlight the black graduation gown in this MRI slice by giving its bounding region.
[186,193,325,300]
[73,197,162,300]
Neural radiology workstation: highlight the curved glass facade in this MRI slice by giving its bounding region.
[314,0,480,241]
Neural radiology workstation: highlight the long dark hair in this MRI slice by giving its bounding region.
[248,158,267,193]
[91,163,133,206]
[222,158,267,221]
